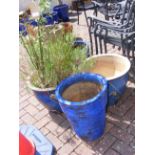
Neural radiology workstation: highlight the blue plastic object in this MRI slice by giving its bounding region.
[20,125,55,155]
[53,4,69,22]
[32,89,62,112]
[55,72,108,141]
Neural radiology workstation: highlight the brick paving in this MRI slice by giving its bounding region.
[19,10,135,155]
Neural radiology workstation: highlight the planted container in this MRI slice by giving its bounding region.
[55,73,108,141]
[88,54,131,106]
[27,76,62,112]
[53,4,69,22]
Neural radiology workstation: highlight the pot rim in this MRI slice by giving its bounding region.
[55,72,107,106]
[87,53,131,81]
[26,75,55,92]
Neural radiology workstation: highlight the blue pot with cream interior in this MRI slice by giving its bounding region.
[87,54,131,106]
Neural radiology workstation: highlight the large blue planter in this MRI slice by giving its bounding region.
[27,79,62,112]
[55,73,108,141]
[87,54,131,106]
[53,4,69,22]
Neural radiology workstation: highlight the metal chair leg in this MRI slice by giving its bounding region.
[99,37,103,54]
[94,34,99,54]
[88,29,94,55]
[76,2,80,24]
[104,41,107,53]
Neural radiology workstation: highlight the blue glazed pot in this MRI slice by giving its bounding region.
[27,78,62,112]
[19,23,27,36]
[53,4,69,22]
[55,73,108,141]
[42,13,54,25]
[73,38,90,57]
[87,54,131,106]
[52,11,59,23]
[28,19,38,26]
[19,18,29,23]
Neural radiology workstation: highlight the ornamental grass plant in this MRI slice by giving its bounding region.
[20,22,93,88]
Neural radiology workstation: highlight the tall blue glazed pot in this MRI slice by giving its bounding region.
[53,4,69,22]
[55,73,108,141]
[27,76,62,112]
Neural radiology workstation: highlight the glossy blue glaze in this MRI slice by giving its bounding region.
[73,39,90,57]
[32,89,62,112]
[108,73,128,106]
[28,19,38,26]
[43,15,54,25]
[52,11,59,23]
[55,73,108,141]
[19,23,27,36]
[53,4,69,22]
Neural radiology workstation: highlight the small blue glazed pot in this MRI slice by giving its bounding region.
[55,72,108,141]
[53,4,69,22]
[28,19,38,26]
[19,23,27,36]
[73,38,90,57]
[87,54,131,106]
[52,11,59,23]
[19,18,29,24]
[27,76,62,112]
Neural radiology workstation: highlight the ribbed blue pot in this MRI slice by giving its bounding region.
[55,73,108,141]
[53,4,69,22]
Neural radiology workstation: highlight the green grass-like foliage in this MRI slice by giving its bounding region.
[20,22,93,88]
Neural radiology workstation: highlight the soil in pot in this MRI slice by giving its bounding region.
[62,81,102,102]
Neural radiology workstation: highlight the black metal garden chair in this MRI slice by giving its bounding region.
[93,22,135,54]
[72,0,98,25]
[87,0,135,54]
[91,0,128,20]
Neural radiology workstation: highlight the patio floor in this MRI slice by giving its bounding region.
[19,10,135,155]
